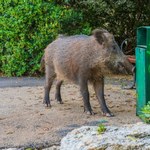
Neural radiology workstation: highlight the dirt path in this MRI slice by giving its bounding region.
[0,76,141,149]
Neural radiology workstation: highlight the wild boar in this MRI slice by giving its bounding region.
[42,29,133,117]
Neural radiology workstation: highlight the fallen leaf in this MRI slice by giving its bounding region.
[6,131,14,134]
[43,127,49,131]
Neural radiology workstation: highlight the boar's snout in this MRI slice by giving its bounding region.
[117,58,133,75]
[117,62,128,74]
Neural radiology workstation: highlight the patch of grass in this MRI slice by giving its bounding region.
[139,102,150,124]
[97,124,106,134]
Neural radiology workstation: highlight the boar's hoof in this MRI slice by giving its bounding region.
[57,101,64,104]
[43,101,51,108]
[45,103,51,108]
[102,112,114,117]
[86,111,95,115]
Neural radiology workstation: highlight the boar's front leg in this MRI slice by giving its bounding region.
[55,80,63,104]
[93,77,114,117]
[79,78,94,115]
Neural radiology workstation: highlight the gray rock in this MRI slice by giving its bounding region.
[43,146,60,150]
[2,146,60,150]
[60,122,150,150]
[2,149,19,150]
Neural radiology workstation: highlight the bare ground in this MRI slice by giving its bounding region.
[0,75,141,149]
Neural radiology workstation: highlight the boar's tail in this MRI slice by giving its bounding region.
[40,54,45,72]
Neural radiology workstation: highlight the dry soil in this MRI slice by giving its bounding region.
[0,75,141,149]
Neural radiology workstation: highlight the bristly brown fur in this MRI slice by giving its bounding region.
[42,28,133,115]
[92,28,108,44]
[43,28,133,83]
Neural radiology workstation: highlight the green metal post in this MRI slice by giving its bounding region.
[136,26,150,115]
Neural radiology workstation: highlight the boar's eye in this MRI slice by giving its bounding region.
[112,45,116,51]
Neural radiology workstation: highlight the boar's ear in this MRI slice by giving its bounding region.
[92,29,108,45]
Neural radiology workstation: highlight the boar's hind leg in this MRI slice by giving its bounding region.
[79,78,94,115]
[93,78,114,117]
[55,80,63,104]
[44,66,56,107]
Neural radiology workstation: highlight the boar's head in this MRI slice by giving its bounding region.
[93,29,133,75]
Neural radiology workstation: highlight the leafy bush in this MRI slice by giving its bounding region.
[0,1,91,76]
[140,102,150,124]
[1,0,150,76]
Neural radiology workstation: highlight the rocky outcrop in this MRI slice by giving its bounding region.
[60,122,150,150]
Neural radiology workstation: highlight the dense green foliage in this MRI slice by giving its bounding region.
[140,102,150,124]
[76,1,150,38]
[60,0,150,54]
[0,0,90,76]
[0,0,150,76]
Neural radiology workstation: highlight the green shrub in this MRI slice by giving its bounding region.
[0,0,91,76]
[97,123,106,134]
[140,102,150,124]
